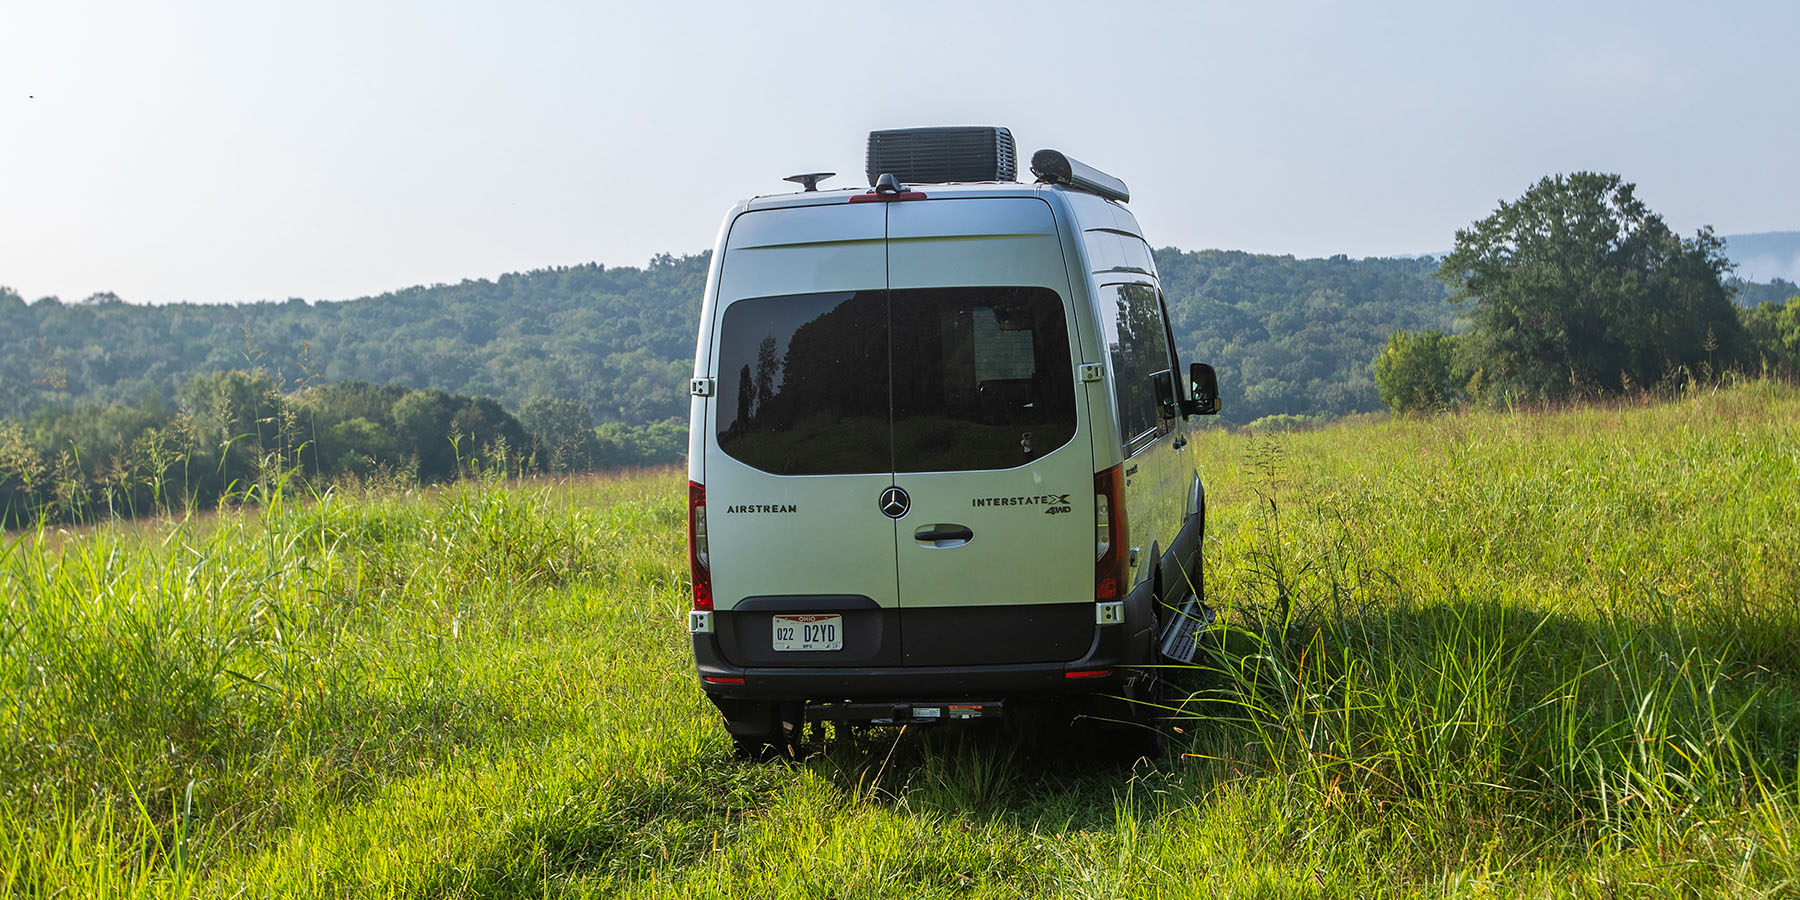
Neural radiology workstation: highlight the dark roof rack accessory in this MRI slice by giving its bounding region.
[865,126,1017,186]
[784,172,835,192]
[1030,149,1130,203]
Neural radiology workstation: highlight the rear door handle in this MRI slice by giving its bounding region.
[913,524,974,546]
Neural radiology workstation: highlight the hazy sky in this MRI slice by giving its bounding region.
[5,0,1798,304]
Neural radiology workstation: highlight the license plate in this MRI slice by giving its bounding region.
[772,614,842,651]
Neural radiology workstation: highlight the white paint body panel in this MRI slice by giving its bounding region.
[886,198,1095,610]
[702,203,898,611]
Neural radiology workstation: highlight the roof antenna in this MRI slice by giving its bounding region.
[784,172,835,192]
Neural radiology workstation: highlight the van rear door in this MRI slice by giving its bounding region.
[704,203,901,668]
[885,198,1099,666]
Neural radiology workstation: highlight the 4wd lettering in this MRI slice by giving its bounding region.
[970,493,1071,508]
[723,504,798,514]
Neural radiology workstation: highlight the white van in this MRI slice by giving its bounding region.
[686,127,1220,757]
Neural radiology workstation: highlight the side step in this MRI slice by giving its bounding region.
[1157,593,1215,665]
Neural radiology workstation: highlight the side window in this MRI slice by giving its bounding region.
[1101,282,1174,444]
[1157,290,1186,403]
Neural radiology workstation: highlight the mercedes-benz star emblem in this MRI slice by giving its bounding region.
[878,486,910,519]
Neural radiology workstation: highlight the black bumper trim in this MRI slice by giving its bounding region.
[695,658,1130,701]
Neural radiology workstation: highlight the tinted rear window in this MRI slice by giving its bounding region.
[891,286,1075,473]
[716,291,890,475]
[714,286,1076,475]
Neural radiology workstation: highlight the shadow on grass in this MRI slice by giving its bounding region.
[719,595,1798,850]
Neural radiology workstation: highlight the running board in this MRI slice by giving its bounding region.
[1157,593,1215,665]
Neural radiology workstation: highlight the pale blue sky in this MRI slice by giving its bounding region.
[3,0,1796,303]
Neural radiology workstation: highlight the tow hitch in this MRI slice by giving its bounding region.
[805,700,1004,725]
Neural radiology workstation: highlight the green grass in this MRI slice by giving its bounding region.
[3,381,1799,897]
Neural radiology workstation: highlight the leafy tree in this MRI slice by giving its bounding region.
[1740,297,1800,375]
[520,397,601,472]
[594,421,687,468]
[393,390,460,481]
[1731,277,1800,308]
[448,396,531,473]
[1374,330,1459,414]
[178,370,285,491]
[1438,173,1743,404]
[0,370,552,527]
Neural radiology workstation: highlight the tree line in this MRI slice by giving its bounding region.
[0,248,1489,431]
[1373,173,1800,415]
[4,205,1795,446]
[0,371,685,528]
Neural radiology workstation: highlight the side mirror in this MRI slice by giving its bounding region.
[1151,369,1177,420]
[1181,362,1220,417]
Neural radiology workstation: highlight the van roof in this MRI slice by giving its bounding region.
[731,181,1145,240]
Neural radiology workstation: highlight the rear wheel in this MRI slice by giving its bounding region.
[724,700,805,762]
[1069,670,1168,763]
[1116,669,1169,760]
[732,732,802,762]
[1111,578,1172,760]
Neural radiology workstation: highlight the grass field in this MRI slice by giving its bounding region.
[3,379,1798,898]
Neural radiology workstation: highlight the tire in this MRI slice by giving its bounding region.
[1118,668,1169,760]
[1072,669,1168,763]
[726,701,804,762]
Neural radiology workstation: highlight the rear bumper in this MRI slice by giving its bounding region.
[694,657,1131,701]
[692,597,1143,702]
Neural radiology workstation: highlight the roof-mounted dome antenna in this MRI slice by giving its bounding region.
[784,172,835,192]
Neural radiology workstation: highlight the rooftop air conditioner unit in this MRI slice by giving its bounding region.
[865,126,1017,186]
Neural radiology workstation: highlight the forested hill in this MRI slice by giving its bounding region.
[1155,250,1454,423]
[1,255,707,426]
[5,248,1796,427]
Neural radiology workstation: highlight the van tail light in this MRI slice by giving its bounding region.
[688,481,712,611]
[1094,466,1128,602]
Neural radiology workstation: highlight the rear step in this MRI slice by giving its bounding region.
[806,700,1003,725]
[1157,593,1215,665]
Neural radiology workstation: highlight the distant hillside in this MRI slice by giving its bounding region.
[1155,250,1455,423]
[1722,231,1800,283]
[4,245,1795,428]
[0,255,707,426]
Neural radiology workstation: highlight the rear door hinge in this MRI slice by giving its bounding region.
[690,377,715,397]
[1079,364,1104,384]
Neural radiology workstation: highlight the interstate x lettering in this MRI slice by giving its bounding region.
[969,493,1071,508]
